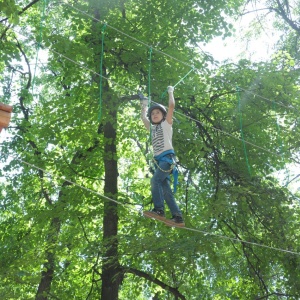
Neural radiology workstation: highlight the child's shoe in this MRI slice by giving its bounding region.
[143,208,166,222]
[164,215,185,227]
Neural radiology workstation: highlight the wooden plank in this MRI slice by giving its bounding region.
[0,110,11,127]
[0,103,13,113]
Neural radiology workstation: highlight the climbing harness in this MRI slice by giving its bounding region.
[152,149,179,193]
[152,157,175,173]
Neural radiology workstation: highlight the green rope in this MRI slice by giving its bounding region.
[148,47,153,145]
[32,0,47,94]
[160,67,194,99]
[98,23,107,121]
[148,47,152,104]
[173,67,194,88]
[237,86,252,176]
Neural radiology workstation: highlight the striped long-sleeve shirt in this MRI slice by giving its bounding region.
[152,120,173,156]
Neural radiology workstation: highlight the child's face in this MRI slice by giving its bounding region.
[151,109,163,124]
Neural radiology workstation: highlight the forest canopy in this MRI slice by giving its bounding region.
[1,0,300,299]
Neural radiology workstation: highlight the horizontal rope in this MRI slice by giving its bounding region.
[61,1,299,113]
[3,155,296,256]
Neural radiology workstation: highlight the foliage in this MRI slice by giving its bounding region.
[1,0,300,299]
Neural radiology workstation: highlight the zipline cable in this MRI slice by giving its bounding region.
[9,155,300,257]
[61,1,300,114]
[62,2,193,69]
[4,38,295,164]
[2,0,300,258]
[238,86,298,112]
[2,0,300,257]
[50,49,134,93]
[6,30,299,170]
[47,42,297,162]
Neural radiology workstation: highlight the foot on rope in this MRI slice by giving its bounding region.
[143,208,166,222]
[164,215,185,228]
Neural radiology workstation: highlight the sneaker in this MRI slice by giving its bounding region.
[164,215,185,227]
[143,209,166,222]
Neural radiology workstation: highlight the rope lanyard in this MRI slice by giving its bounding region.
[152,157,175,173]
[148,47,153,145]
[98,23,107,121]
[160,67,194,99]
[237,86,252,176]
[148,47,152,104]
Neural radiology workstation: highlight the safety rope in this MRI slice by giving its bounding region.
[98,23,106,121]
[148,47,152,103]
[59,3,300,114]
[21,42,294,164]
[148,47,153,144]
[9,28,297,168]
[160,67,195,99]
[237,86,252,176]
[8,154,300,257]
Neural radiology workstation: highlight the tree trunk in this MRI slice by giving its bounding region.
[101,103,122,299]
[35,217,61,300]
[35,181,71,299]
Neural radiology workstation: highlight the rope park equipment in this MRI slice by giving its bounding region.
[22,1,297,191]
[97,23,195,122]
[10,154,300,257]
[96,19,193,196]
[13,1,287,171]
[21,0,297,168]
[138,46,194,194]
[3,0,297,197]
[1,2,300,260]
[59,3,300,190]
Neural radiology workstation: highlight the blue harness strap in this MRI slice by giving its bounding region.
[154,149,179,193]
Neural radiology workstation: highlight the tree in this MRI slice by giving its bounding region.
[1,0,300,299]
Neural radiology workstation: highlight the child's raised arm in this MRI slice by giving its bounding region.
[166,86,175,125]
[140,98,150,130]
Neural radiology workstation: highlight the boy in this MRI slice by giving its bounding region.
[140,86,185,227]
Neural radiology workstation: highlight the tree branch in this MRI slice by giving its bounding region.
[123,267,186,300]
